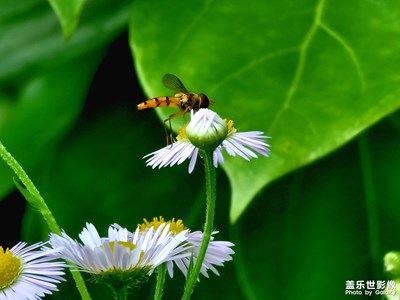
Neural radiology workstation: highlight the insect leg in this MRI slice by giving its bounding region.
[163,118,174,145]
[163,111,184,145]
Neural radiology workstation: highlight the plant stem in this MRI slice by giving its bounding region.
[0,142,59,232]
[112,286,128,300]
[0,141,91,300]
[181,150,216,300]
[154,263,167,300]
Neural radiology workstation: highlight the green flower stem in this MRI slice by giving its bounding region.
[0,143,59,232]
[154,263,167,300]
[0,141,91,300]
[112,287,128,300]
[182,150,216,300]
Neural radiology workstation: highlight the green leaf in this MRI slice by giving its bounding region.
[47,0,86,39]
[0,0,131,82]
[0,51,102,199]
[129,0,400,222]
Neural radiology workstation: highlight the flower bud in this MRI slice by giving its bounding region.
[384,251,400,278]
[185,109,228,151]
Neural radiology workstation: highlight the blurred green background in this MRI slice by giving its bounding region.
[0,0,400,299]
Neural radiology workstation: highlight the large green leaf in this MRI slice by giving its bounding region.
[0,0,131,83]
[129,0,400,222]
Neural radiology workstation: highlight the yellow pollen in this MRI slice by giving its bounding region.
[139,216,186,235]
[224,119,236,134]
[177,125,189,141]
[224,119,235,132]
[0,246,22,290]
[108,241,136,254]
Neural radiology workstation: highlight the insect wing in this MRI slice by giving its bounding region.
[162,73,189,93]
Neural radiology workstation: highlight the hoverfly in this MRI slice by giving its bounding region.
[137,74,212,144]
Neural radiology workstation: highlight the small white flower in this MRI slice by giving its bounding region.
[0,242,66,300]
[49,222,191,288]
[114,217,234,279]
[144,108,270,173]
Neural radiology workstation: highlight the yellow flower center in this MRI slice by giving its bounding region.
[224,119,236,135]
[139,216,186,235]
[177,125,189,141]
[107,241,145,263]
[0,246,22,290]
[108,241,137,252]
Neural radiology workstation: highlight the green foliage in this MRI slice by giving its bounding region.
[0,0,399,299]
[47,0,86,39]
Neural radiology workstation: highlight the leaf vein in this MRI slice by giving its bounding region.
[208,47,298,94]
[319,22,366,91]
[268,0,326,134]
[164,0,214,66]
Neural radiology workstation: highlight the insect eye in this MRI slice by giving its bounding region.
[198,94,210,108]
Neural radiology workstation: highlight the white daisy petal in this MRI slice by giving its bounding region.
[144,140,197,170]
[188,147,199,173]
[167,230,234,279]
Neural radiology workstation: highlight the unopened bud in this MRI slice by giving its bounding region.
[186,109,228,151]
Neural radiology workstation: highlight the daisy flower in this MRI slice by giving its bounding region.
[114,217,234,279]
[0,241,66,300]
[49,222,190,289]
[144,108,270,173]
